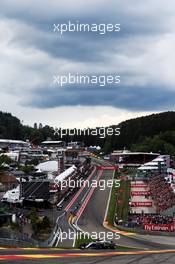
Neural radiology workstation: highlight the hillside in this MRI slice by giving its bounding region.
[1,111,175,154]
[0,111,22,139]
[103,111,175,154]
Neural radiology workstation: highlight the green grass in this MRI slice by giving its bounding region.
[117,180,130,223]
[75,236,140,251]
[116,245,141,251]
[107,171,130,225]
[75,234,138,251]
[107,171,121,225]
[75,234,94,248]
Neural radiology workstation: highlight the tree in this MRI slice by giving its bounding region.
[29,207,38,224]
[41,216,51,229]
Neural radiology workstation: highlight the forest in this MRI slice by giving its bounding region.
[1,111,175,155]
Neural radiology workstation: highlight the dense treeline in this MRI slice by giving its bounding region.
[103,111,175,153]
[131,131,175,155]
[1,111,175,154]
[0,111,105,146]
[0,111,23,139]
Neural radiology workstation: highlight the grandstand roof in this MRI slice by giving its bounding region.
[36,160,58,172]
[41,141,63,144]
[2,186,20,203]
[0,139,28,144]
[54,165,77,184]
[110,152,159,156]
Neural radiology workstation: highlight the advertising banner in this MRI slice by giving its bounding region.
[131,191,150,196]
[131,184,148,188]
[144,224,175,232]
[130,201,152,207]
[97,166,118,170]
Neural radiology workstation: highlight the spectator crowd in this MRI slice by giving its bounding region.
[149,175,175,213]
[128,213,174,228]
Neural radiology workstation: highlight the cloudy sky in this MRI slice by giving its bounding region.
[0,0,175,128]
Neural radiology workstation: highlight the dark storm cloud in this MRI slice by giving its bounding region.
[20,84,175,112]
[1,0,175,112]
[0,0,170,63]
